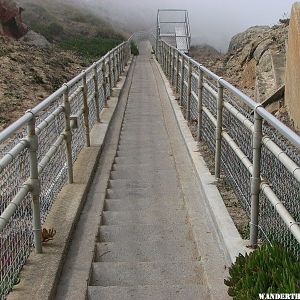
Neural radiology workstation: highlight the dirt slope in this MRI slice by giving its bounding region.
[0,37,87,130]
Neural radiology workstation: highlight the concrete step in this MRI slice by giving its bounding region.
[117,144,171,152]
[111,161,173,171]
[104,198,184,211]
[106,187,179,200]
[90,261,204,286]
[102,209,187,225]
[110,169,176,180]
[98,224,191,242]
[119,141,170,149]
[113,156,174,166]
[88,284,209,300]
[95,240,198,262]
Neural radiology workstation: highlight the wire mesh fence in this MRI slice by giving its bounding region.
[0,41,129,298]
[158,40,300,259]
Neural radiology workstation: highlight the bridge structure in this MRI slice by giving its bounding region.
[156,9,191,54]
[0,15,300,300]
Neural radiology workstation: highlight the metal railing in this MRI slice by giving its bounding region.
[156,39,300,258]
[0,40,131,297]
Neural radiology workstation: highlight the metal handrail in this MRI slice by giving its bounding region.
[0,38,131,297]
[156,38,300,251]
[0,40,130,236]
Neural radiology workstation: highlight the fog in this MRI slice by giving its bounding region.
[74,0,296,52]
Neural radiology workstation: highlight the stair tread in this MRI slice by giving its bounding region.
[104,198,185,211]
[95,240,199,262]
[99,223,191,242]
[102,209,187,225]
[110,169,177,180]
[106,187,180,200]
[90,261,205,286]
[88,284,209,300]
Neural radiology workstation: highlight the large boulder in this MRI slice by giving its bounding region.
[228,26,270,53]
[20,30,50,48]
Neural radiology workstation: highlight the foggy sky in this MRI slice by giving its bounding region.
[83,0,296,52]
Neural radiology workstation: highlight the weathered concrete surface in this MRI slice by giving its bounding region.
[8,58,135,300]
[153,53,249,265]
[86,41,211,299]
[54,57,136,300]
[285,2,300,130]
[53,42,222,300]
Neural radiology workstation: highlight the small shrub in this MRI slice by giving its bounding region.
[131,42,139,56]
[225,243,300,299]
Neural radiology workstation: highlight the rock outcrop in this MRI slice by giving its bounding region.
[225,23,288,103]
[0,0,26,38]
[20,30,50,48]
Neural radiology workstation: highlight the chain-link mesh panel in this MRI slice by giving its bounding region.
[0,193,32,298]
[0,44,127,298]
[159,43,300,259]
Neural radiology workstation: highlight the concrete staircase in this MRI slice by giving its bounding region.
[87,52,210,299]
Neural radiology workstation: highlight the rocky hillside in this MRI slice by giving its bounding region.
[191,22,291,126]
[0,37,87,130]
[17,0,127,41]
[225,24,288,102]
[0,0,127,130]
[189,44,224,74]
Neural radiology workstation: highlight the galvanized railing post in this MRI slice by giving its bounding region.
[165,44,168,74]
[108,52,113,95]
[27,115,42,253]
[82,72,91,147]
[159,41,163,65]
[171,48,176,86]
[180,53,185,106]
[250,110,263,248]
[162,43,165,72]
[63,85,74,183]
[125,43,129,67]
[102,61,108,107]
[168,46,172,79]
[115,48,119,80]
[186,58,192,121]
[93,63,101,123]
[197,66,203,142]
[175,50,180,94]
[120,45,124,72]
[112,50,116,86]
[116,47,120,80]
[215,78,224,179]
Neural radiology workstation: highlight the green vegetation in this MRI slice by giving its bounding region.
[59,37,122,62]
[131,42,139,56]
[225,243,300,299]
[20,1,126,61]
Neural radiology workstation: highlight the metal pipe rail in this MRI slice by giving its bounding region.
[0,39,131,297]
[156,39,300,256]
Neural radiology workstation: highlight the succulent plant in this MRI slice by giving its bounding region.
[225,243,300,299]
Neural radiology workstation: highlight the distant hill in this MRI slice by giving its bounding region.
[17,0,127,41]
